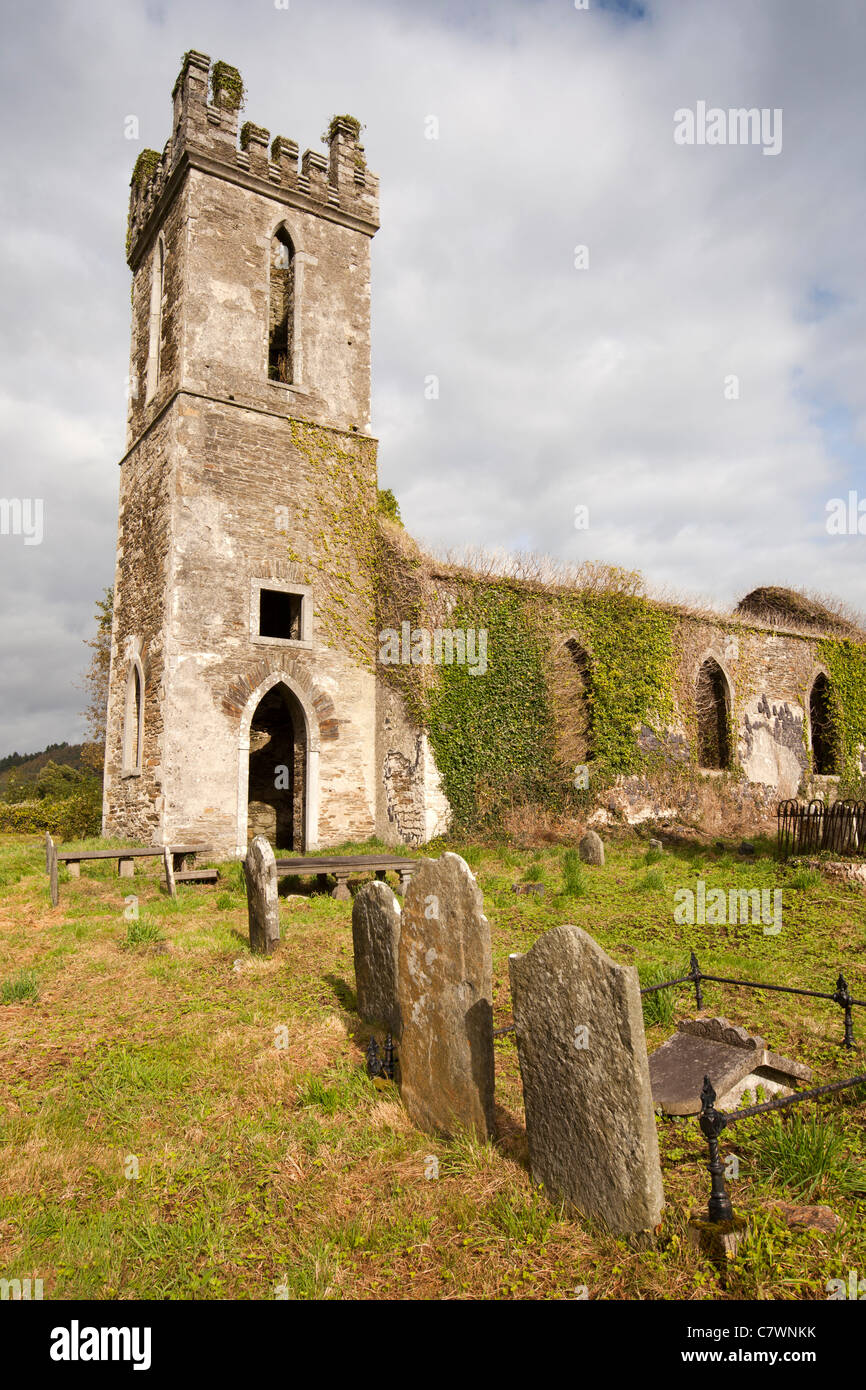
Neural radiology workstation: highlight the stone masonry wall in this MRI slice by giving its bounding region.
[103,412,175,841]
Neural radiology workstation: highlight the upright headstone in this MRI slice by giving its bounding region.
[579,830,605,866]
[509,924,664,1235]
[352,880,402,1035]
[244,835,280,955]
[397,853,494,1140]
[48,836,59,908]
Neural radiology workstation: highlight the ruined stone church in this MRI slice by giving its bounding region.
[103,53,863,857]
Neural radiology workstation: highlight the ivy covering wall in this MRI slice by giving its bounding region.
[370,525,866,829]
[817,638,866,791]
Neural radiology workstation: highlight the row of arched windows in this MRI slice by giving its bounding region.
[694,658,839,774]
[558,643,840,776]
[142,226,298,398]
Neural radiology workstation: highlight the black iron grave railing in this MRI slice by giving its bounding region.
[777,797,866,861]
[639,951,863,1049]
[698,1071,866,1223]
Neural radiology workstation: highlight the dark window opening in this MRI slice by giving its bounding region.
[259,588,302,641]
[565,638,594,756]
[124,664,142,773]
[696,658,730,769]
[268,228,294,383]
[810,673,839,775]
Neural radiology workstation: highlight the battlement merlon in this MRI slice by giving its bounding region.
[126,51,380,268]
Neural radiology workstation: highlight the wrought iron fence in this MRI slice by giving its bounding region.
[777,797,866,861]
[497,950,865,1224]
[639,950,863,1049]
[699,1070,866,1224]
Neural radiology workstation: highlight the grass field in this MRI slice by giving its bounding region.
[0,828,864,1300]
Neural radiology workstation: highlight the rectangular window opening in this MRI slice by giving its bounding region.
[259,587,303,641]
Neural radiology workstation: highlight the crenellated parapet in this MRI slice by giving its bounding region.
[126,50,379,265]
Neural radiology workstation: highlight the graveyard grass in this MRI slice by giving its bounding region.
[0,829,864,1301]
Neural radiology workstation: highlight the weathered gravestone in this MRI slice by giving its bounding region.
[397,853,495,1140]
[579,830,605,866]
[352,880,402,1036]
[509,924,664,1235]
[243,835,280,955]
[47,834,59,908]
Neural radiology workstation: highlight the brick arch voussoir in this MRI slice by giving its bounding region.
[222,656,339,742]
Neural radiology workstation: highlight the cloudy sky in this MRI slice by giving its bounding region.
[1,0,864,755]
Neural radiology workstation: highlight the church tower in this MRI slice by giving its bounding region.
[103,51,382,855]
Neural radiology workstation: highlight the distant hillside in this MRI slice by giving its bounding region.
[0,742,88,789]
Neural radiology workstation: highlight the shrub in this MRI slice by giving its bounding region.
[562,849,586,897]
[1,969,39,1004]
[788,866,821,891]
[0,787,101,839]
[750,1111,865,1201]
[124,919,164,947]
[634,868,665,894]
[639,965,675,1028]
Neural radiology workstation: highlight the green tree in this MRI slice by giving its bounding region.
[79,587,114,777]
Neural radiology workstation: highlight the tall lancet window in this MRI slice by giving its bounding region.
[122,660,144,776]
[145,235,165,403]
[269,228,295,383]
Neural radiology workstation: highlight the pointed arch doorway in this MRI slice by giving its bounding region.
[237,675,320,854]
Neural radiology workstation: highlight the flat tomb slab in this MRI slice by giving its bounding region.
[649,1028,811,1115]
[649,1033,764,1115]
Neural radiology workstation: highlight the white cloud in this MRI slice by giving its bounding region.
[0,0,864,752]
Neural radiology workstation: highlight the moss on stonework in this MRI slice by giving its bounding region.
[325,114,362,143]
[130,149,160,191]
[210,61,245,112]
[240,122,268,151]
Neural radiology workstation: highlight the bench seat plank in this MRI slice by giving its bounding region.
[57,844,211,863]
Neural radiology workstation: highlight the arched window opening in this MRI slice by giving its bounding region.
[247,682,307,850]
[145,236,165,403]
[122,663,143,775]
[696,658,730,769]
[552,638,594,771]
[810,673,839,775]
[268,228,295,383]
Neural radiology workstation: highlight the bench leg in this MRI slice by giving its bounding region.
[317,873,330,892]
[375,869,386,881]
[398,869,414,896]
[118,858,134,878]
[332,874,351,902]
[67,862,81,878]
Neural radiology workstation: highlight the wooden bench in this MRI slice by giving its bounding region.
[162,848,219,899]
[45,834,212,905]
[273,854,419,901]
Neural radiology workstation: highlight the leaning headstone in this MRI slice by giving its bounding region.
[509,924,664,1235]
[397,853,494,1140]
[578,830,605,866]
[243,835,280,955]
[352,880,402,1036]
